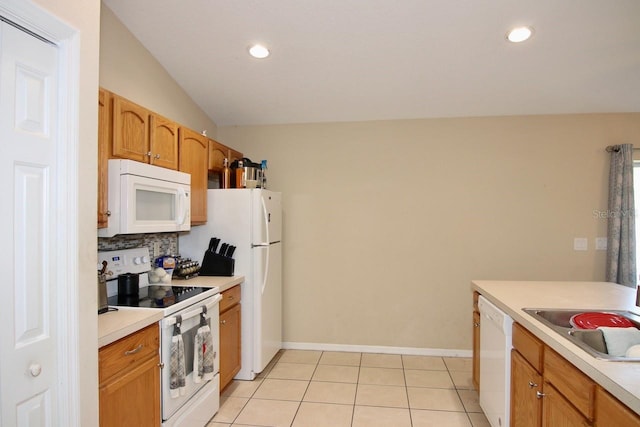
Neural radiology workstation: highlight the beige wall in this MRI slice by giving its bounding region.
[219,114,640,351]
[99,4,218,135]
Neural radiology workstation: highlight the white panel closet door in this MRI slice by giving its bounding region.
[0,21,59,426]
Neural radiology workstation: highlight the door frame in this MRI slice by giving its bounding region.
[0,0,81,425]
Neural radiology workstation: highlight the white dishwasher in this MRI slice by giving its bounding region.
[478,295,513,427]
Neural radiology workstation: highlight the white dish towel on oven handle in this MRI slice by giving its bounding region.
[193,306,215,383]
[170,315,186,398]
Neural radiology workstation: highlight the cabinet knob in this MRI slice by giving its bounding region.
[158,362,165,369]
[528,381,538,389]
[473,322,479,328]
[146,151,152,157]
[154,154,160,159]
[536,391,546,399]
[220,320,226,325]
[106,210,111,217]
[29,363,42,377]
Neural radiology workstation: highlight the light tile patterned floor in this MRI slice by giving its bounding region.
[207,350,491,427]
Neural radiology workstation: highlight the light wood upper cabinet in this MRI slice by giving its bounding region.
[179,127,208,224]
[228,147,243,165]
[149,114,179,170]
[112,95,150,162]
[208,138,228,172]
[98,88,111,228]
[112,94,179,170]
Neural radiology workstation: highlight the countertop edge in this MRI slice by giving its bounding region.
[98,308,163,348]
[471,280,640,415]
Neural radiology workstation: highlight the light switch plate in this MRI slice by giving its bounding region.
[595,237,608,251]
[574,237,588,251]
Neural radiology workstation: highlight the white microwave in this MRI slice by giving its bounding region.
[98,159,191,237]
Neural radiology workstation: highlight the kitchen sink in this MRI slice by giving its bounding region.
[522,308,640,361]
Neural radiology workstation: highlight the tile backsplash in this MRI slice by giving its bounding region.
[98,232,178,260]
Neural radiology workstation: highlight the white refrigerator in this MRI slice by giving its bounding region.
[179,189,282,380]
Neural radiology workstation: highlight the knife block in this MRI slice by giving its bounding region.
[199,252,235,276]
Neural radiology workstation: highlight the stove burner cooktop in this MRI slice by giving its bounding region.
[108,285,209,309]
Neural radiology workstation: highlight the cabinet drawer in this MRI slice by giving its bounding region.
[544,347,595,421]
[512,322,544,372]
[220,285,241,313]
[99,324,159,383]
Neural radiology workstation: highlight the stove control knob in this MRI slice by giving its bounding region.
[142,256,150,263]
[133,257,142,265]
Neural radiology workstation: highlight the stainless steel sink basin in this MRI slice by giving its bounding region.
[522,308,640,361]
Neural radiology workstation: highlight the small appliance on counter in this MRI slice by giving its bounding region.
[230,157,264,189]
[198,237,236,276]
[97,260,110,314]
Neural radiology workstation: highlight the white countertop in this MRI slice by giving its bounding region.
[98,275,244,348]
[472,280,640,415]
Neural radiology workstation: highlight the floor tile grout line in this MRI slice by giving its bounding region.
[216,351,483,427]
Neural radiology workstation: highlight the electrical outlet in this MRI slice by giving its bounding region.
[574,237,588,251]
[153,241,160,258]
[595,237,608,251]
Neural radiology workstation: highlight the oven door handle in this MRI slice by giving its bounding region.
[164,293,223,326]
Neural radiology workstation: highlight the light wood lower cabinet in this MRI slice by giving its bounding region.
[219,285,242,391]
[542,381,590,427]
[595,386,640,427]
[511,349,543,427]
[472,291,480,391]
[99,324,160,427]
[506,320,640,427]
[472,294,640,427]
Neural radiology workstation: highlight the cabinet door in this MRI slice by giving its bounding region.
[208,139,228,172]
[99,355,161,427]
[229,147,243,165]
[149,114,179,170]
[595,386,640,427]
[511,350,542,427]
[179,127,208,224]
[97,88,110,228]
[112,96,150,162]
[472,310,480,391]
[542,382,590,427]
[219,303,241,391]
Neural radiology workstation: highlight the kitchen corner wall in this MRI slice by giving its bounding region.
[219,113,640,351]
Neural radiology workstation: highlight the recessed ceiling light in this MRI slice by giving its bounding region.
[248,44,270,59]
[506,26,534,43]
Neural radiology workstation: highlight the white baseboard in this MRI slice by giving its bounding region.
[282,341,472,358]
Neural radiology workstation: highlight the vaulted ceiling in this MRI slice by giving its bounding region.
[104,0,640,126]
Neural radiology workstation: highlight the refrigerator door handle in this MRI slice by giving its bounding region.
[258,194,270,246]
[261,246,270,295]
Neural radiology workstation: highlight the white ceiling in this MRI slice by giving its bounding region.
[103,0,640,126]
